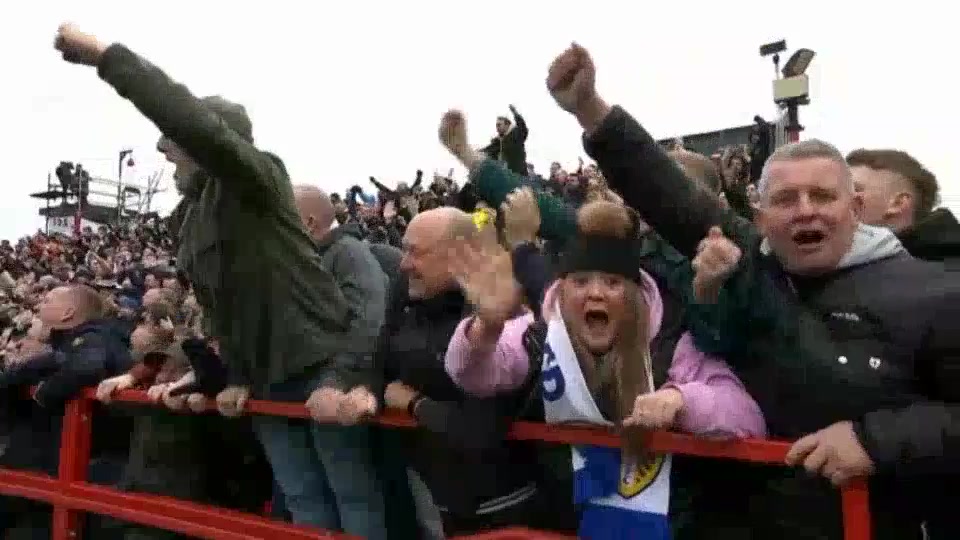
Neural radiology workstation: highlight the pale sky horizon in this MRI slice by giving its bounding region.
[1,1,955,239]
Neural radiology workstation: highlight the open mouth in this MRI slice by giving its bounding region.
[583,309,610,331]
[792,230,826,249]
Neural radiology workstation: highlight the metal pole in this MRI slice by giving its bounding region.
[117,152,124,224]
[45,172,51,235]
[784,101,803,143]
[74,168,83,237]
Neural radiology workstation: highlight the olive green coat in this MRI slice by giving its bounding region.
[98,45,365,393]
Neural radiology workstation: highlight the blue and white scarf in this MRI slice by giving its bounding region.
[541,312,672,540]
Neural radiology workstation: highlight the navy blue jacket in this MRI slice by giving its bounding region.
[0,319,132,473]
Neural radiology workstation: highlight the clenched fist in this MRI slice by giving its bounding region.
[692,227,742,304]
[546,43,609,131]
[439,110,470,160]
[54,23,109,66]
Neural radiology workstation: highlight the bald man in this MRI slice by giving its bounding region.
[372,208,545,537]
[278,185,390,539]
[0,285,132,536]
[398,207,477,300]
[0,285,131,407]
[294,185,402,284]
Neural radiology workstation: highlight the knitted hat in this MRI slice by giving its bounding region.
[200,96,253,142]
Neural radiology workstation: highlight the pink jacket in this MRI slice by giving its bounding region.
[444,270,766,438]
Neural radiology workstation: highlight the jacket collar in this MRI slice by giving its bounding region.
[48,319,102,348]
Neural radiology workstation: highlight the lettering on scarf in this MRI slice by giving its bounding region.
[541,342,566,402]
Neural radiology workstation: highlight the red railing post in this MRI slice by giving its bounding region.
[840,480,871,540]
[52,396,94,540]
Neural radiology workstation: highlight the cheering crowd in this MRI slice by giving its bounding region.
[0,23,956,540]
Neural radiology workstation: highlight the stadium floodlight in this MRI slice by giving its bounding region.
[782,48,815,78]
[759,41,814,143]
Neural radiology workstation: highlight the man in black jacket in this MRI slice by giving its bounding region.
[0,285,132,537]
[544,43,959,540]
[483,105,529,177]
[368,207,544,536]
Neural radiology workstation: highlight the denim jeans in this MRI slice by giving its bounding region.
[408,469,446,540]
[252,373,388,540]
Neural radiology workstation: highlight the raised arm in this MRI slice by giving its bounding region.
[545,43,758,258]
[509,104,528,142]
[438,110,576,246]
[445,238,532,396]
[54,24,285,209]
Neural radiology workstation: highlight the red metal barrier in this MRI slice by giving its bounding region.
[0,388,873,540]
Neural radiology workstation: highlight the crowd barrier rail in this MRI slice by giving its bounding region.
[0,388,872,540]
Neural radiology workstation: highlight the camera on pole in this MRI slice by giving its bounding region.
[760,40,815,142]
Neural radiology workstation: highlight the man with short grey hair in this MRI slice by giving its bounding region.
[756,138,852,195]
[543,45,959,537]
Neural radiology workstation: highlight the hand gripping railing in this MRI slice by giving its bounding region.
[0,389,872,540]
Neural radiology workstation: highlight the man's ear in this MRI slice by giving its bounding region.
[884,191,913,221]
[61,305,76,323]
[754,206,770,237]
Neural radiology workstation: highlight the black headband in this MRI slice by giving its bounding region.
[559,235,642,282]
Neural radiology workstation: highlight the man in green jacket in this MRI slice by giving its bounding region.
[54,24,389,539]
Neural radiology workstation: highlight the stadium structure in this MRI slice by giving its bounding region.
[29,151,165,236]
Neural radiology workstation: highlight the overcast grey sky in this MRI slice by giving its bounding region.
[1,0,954,239]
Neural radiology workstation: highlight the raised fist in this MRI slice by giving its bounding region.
[54,23,108,66]
[546,43,598,115]
[439,110,470,159]
[692,227,742,304]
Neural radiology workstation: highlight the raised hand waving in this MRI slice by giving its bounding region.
[449,241,521,327]
[500,187,541,248]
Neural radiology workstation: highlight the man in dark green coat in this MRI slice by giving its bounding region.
[54,24,390,539]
